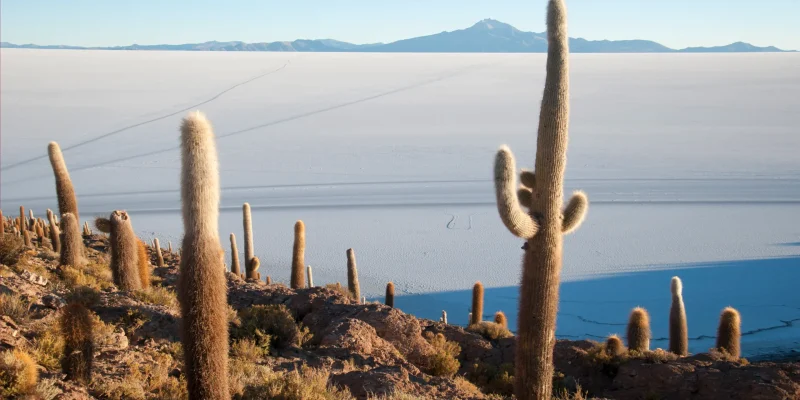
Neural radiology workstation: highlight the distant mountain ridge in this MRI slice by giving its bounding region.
[1,19,793,53]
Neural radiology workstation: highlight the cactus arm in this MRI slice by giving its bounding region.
[517,188,533,209]
[494,146,538,239]
[561,190,588,234]
[520,170,536,188]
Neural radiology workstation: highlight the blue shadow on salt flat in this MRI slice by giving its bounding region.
[383,256,800,359]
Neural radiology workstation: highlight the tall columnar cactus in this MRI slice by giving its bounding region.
[48,142,79,221]
[307,265,314,287]
[229,233,240,275]
[605,335,625,356]
[346,248,361,303]
[137,239,151,288]
[177,111,229,399]
[491,1,588,398]
[385,282,395,308]
[154,238,165,267]
[59,213,84,267]
[291,220,306,289]
[441,310,448,325]
[669,276,688,356]
[22,225,32,247]
[626,307,651,352]
[494,311,508,329]
[0,210,4,234]
[470,282,484,326]
[716,307,741,358]
[242,203,255,273]
[28,209,35,228]
[20,206,27,231]
[48,212,61,253]
[109,211,142,291]
[60,303,93,383]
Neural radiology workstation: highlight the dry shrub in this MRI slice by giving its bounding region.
[423,332,460,377]
[60,264,113,291]
[325,283,357,300]
[232,305,301,349]
[29,322,65,370]
[132,286,178,311]
[36,377,62,400]
[231,339,266,363]
[65,286,101,308]
[466,361,514,396]
[553,384,589,400]
[236,365,354,400]
[467,321,514,341]
[0,235,25,265]
[0,293,31,322]
[0,349,38,398]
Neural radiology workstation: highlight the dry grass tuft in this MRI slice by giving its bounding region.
[467,321,514,341]
[232,305,305,349]
[132,286,179,311]
[0,349,38,398]
[0,293,31,322]
[423,332,460,377]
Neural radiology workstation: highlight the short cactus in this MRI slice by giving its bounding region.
[715,307,741,358]
[154,238,165,267]
[60,303,93,383]
[494,311,508,329]
[137,239,151,288]
[605,335,625,356]
[177,111,229,399]
[48,142,79,221]
[82,221,92,236]
[242,203,255,273]
[291,220,305,289]
[247,257,261,281]
[266,276,271,285]
[109,211,141,291]
[441,310,448,324]
[48,212,61,253]
[470,282,484,326]
[22,225,31,247]
[168,241,173,253]
[385,282,395,308]
[307,265,314,287]
[229,233,240,275]
[346,248,361,303]
[626,307,651,352]
[59,213,84,267]
[669,276,689,356]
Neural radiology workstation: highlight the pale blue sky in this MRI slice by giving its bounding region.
[2,0,798,50]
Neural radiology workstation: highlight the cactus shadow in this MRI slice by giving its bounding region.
[392,255,800,358]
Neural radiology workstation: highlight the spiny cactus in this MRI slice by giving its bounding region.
[82,221,92,236]
[60,303,93,384]
[22,225,31,247]
[35,222,44,246]
[491,1,588,398]
[154,238,165,267]
[168,241,173,253]
[242,203,255,272]
[385,282,395,308]
[441,310,448,324]
[137,239,151,288]
[109,211,141,291]
[93,216,111,233]
[626,307,651,352]
[266,276,272,285]
[48,212,61,253]
[59,213,84,267]
[247,257,261,281]
[19,206,27,231]
[307,265,314,287]
[716,307,741,358]
[48,142,79,221]
[291,220,306,289]
[229,233,240,275]
[177,111,229,399]
[470,282,484,326]
[346,248,361,303]
[0,210,4,234]
[494,311,508,329]
[669,276,688,356]
[605,335,625,356]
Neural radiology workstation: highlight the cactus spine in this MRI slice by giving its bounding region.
[385,282,395,308]
[242,203,255,273]
[346,248,361,303]
[59,213,84,267]
[494,311,508,329]
[60,303,93,383]
[48,142,79,221]
[716,307,741,358]
[626,307,651,352]
[109,211,142,291]
[669,276,688,356]
[605,335,625,356]
[154,238,165,267]
[491,1,588,398]
[470,282,484,326]
[229,233,240,275]
[291,220,306,289]
[177,111,229,399]
[307,265,314,287]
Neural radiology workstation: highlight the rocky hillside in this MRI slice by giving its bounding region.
[0,229,798,399]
